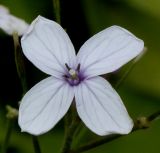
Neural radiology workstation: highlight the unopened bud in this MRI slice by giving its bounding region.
[134,116,150,129]
[6,105,18,119]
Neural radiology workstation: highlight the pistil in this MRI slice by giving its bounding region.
[69,69,78,80]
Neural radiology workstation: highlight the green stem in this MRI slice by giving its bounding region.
[1,120,14,153]
[70,110,160,153]
[147,110,160,121]
[13,32,42,153]
[60,110,80,153]
[32,136,42,153]
[70,134,121,153]
[64,109,72,134]
[53,0,61,24]
[13,32,28,94]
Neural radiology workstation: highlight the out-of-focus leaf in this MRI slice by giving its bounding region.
[128,0,160,19]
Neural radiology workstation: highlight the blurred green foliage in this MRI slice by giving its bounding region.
[0,0,160,153]
[83,0,160,97]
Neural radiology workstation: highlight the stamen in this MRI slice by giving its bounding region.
[65,63,71,71]
[63,74,69,78]
[76,63,80,72]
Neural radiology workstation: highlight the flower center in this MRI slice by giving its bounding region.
[64,63,84,86]
[69,69,78,80]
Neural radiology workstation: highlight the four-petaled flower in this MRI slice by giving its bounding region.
[18,16,144,136]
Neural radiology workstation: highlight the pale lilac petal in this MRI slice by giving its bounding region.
[75,76,133,136]
[0,5,9,14]
[18,76,74,135]
[21,16,76,77]
[77,26,144,77]
[0,5,28,35]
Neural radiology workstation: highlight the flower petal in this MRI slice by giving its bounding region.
[0,5,9,14]
[18,76,74,135]
[21,16,76,77]
[0,6,28,35]
[75,76,133,136]
[77,26,144,77]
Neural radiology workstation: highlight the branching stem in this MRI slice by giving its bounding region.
[70,110,160,153]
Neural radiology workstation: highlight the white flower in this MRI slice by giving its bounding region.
[18,16,144,136]
[0,5,29,35]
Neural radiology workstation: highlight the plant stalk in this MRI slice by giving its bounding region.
[53,0,61,24]
[13,32,41,153]
[70,109,160,153]
[1,120,14,153]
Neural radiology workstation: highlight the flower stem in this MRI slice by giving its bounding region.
[0,33,21,153]
[60,107,80,153]
[13,32,42,153]
[1,119,14,153]
[70,134,121,153]
[32,136,42,153]
[70,110,160,153]
[1,105,18,153]
[53,0,61,24]
[147,110,160,121]
[64,109,73,134]
[60,119,79,153]
[13,32,28,94]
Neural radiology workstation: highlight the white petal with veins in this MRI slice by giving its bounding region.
[21,16,76,77]
[75,76,133,136]
[18,76,74,135]
[77,26,144,77]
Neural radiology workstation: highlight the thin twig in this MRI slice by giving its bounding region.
[53,0,61,24]
[61,102,81,153]
[1,120,14,153]
[13,32,42,153]
[70,110,160,153]
[70,134,121,153]
[61,118,80,153]
[13,32,28,94]
[147,110,160,121]
[32,136,42,153]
